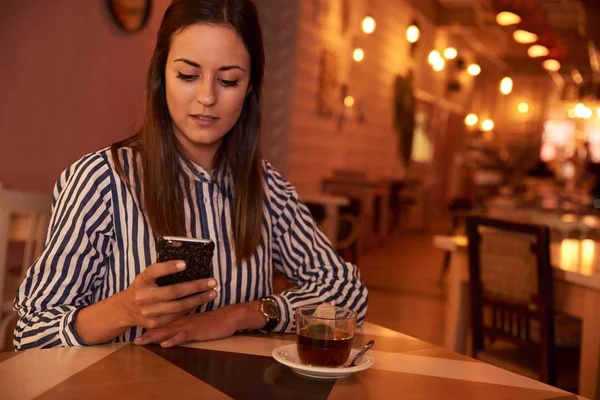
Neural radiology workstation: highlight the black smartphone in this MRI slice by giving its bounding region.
[155,236,215,287]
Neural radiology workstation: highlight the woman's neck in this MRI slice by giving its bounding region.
[173,131,222,170]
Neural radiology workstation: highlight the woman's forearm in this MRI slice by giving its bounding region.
[232,301,268,331]
[72,291,132,345]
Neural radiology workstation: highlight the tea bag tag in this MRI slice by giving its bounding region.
[307,302,337,336]
[312,302,336,319]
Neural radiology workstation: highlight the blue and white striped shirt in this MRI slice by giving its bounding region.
[13,147,368,350]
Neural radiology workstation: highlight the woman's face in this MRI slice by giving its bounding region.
[165,23,251,166]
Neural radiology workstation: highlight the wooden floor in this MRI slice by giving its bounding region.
[359,232,447,346]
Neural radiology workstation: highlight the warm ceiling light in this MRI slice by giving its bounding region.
[481,119,495,131]
[496,11,522,26]
[428,50,441,65]
[518,102,529,113]
[575,102,586,118]
[513,30,538,44]
[467,63,481,76]
[527,45,549,58]
[361,16,376,34]
[406,25,420,43]
[444,47,457,60]
[344,96,355,108]
[500,77,513,95]
[353,48,365,62]
[465,113,478,126]
[542,59,561,72]
[432,58,445,71]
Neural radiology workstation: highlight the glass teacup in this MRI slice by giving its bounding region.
[295,304,357,367]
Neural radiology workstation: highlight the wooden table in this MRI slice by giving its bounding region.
[322,179,391,252]
[434,235,600,400]
[0,322,583,399]
[301,194,350,248]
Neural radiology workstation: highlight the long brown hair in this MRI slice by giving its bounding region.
[111,0,265,262]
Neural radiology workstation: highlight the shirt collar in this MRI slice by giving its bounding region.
[178,155,233,199]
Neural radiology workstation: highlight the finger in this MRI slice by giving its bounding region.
[135,325,179,345]
[161,331,189,348]
[140,278,218,304]
[140,290,217,318]
[142,261,186,282]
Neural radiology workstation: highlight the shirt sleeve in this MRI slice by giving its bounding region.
[264,162,368,332]
[13,152,114,350]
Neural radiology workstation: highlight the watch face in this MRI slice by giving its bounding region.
[262,299,279,318]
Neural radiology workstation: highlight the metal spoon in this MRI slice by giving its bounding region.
[348,340,375,367]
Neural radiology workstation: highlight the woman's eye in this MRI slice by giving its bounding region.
[177,72,197,82]
[219,79,239,88]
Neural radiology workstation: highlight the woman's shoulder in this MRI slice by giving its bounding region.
[262,160,295,197]
[55,146,137,193]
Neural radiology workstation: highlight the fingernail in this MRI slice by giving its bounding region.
[176,262,186,270]
[214,285,221,292]
[207,279,217,288]
[134,338,144,345]
[209,290,217,299]
[160,341,170,347]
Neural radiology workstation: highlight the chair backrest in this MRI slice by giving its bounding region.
[0,189,52,313]
[466,216,555,384]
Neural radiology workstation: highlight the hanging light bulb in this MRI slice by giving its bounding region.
[465,113,478,126]
[443,47,457,60]
[353,48,365,62]
[481,119,495,131]
[428,50,441,65]
[542,59,561,72]
[406,25,420,43]
[518,102,529,113]
[571,69,583,84]
[500,77,513,95]
[527,45,549,58]
[467,63,481,76]
[575,102,586,118]
[496,11,521,26]
[361,16,376,34]
[432,58,445,71]
[344,96,355,108]
[513,30,538,44]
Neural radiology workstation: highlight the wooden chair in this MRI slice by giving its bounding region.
[466,216,580,391]
[0,188,52,350]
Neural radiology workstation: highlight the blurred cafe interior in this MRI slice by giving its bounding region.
[2,0,600,399]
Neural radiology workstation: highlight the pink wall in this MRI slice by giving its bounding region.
[0,0,171,192]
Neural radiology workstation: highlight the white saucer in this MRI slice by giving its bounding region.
[272,344,374,380]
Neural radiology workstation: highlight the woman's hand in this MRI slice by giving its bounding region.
[117,260,218,330]
[134,301,268,347]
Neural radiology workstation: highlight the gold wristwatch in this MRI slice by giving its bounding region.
[259,296,280,332]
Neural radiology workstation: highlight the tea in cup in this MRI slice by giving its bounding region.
[295,303,356,367]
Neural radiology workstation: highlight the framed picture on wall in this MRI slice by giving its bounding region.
[108,0,152,33]
[316,49,339,118]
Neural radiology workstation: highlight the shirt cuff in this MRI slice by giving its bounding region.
[59,307,92,347]
[269,294,295,333]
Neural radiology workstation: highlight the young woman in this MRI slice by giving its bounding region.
[13,0,368,350]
